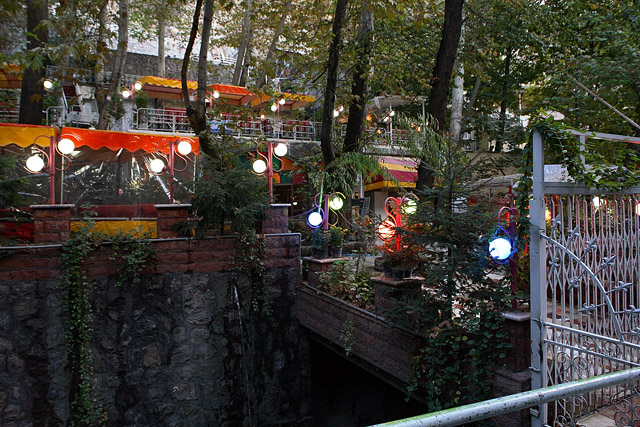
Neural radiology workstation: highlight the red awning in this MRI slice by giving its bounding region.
[365,156,417,191]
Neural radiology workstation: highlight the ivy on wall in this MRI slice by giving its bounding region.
[60,224,155,426]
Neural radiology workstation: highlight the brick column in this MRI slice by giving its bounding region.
[155,204,191,238]
[260,204,291,234]
[31,204,73,244]
[371,276,422,314]
[304,256,348,287]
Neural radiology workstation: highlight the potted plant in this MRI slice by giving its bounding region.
[328,226,347,258]
[311,228,329,259]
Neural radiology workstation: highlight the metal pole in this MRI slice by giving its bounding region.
[49,136,56,204]
[169,141,175,203]
[323,194,329,231]
[267,141,274,203]
[369,367,640,427]
[529,129,547,426]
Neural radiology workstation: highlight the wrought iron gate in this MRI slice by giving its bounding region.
[530,129,640,426]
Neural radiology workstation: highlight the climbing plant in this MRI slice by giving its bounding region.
[60,224,155,426]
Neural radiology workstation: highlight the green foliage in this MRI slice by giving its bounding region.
[327,225,347,248]
[190,135,270,235]
[60,223,155,426]
[0,154,26,208]
[235,231,272,317]
[317,258,375,310]
[310,228,328,250]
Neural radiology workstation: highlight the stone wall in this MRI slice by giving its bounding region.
[0,206,310,426]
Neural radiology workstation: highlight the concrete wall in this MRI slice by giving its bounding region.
[0,205,310,426]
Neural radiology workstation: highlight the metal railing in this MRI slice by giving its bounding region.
[371,367,640,427]
[0,108,19,123]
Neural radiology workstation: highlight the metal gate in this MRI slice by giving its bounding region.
[530,129,640,426]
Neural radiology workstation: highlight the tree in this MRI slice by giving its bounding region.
[416,0,464,192]
[19,0,48,125]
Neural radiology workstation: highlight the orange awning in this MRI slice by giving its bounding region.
[209,83,259,106]
[0,64,22,89]
[0,123,57,147]
[365,156,417,191]
[60,127,200,155]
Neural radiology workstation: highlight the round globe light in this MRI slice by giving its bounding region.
[253,159,267,174]
[271,103,278,112]
[274,142,288,157]
[177,140,192,155]
[307,211,323,228]
[389,110,395,117]
[402,199,417,215]
[43,79,53,90]
[57,138,75,155]
[489,237,512,261]
[121,88,131,99]
[213,90,220,99]
[26,155,45,173]
[329,195,343,211]
[378,218,396,241]
[279,98,286,105]
[150,158,165,174]
[134,81,143,91]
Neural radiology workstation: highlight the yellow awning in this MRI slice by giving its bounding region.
[137,76,198,90]
[250,92,316,110]
[0,123,57,148]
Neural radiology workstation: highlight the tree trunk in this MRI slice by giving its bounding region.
[343,0,373,154]
[320,0,349,168]
[19,0,49,125]
[158,4,166,77]
[449,62,464,143]
[256,1,292,89]
[95,1,108,118]
[416,0,464,192]
[183,0,214,155]
[239,26,253,87]
[97,0,129,129]
[465,70,482,114]
[495,49,512,152]
[232,0,252,86]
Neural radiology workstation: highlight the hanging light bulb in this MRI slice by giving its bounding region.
[26,155,45,173]
[402,199,417,215]
[121,88,131,99]
[274,142,288,157]
[279,98,286,105]
[252,159,267,174]
[212,90,220,99]
[307,211,323,228]
[489,237,512,261]
[150,158,165,173]
[57,138,75,155]
[389,110,395,117]
[329,195,344,210]
[378,218,397,241]
[43,79,53,90]
[177,140,192,155]
[271,103,278,112]
[133,81,143,91]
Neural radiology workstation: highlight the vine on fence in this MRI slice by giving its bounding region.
[60,224,155,426]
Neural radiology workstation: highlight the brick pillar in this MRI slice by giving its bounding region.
[502,310,531,372]
[31,204,73,244]
[155,204,191,238]
[260,204,290,234]
[371,276,422,314]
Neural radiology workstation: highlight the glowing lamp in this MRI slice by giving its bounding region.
[333,109,339,118]
[329,195,344,211]
[378,218,396,241]
[279,98,286,105]
[150,158,165,174]
[212,90,220,99]
[260,114,265,120]
[274,142,288,157]
[402,199,417,215]
[26,155,45,173]
[489,237,512,261]
[252,159,267,174]
[389,110,395,117]
[57,138,75,155]
[134,81,143,91]
[271,103,278,112]
[307,211,323,228]
[177,140,192,155]
[338,105,344,112]
[121,88,131,99]
[43,79,53,90]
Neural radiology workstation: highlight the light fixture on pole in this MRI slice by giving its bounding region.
[43,79,53,90]
[489,205,519,308]
[252,139,288,203]
[121,81,143,107]
[147,137,194,203]
[307,192,345,230]
[24,134,77,204]
[377,195,417,252]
